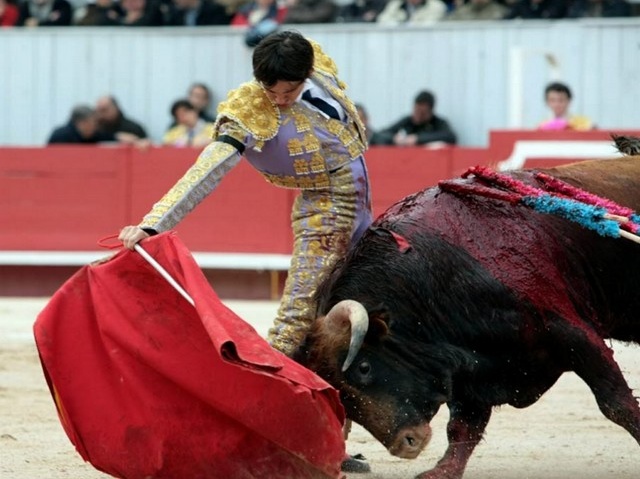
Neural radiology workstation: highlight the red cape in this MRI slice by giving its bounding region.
[34,232,345,479]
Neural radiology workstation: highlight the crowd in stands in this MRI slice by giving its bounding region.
[48,95,150,145]
[0,0,635,28]
[162,98,216,146]
[370,90,457,147]
[47,82,219,147]
[45,79,593,148]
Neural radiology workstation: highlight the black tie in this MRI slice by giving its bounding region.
[302,90,340,120]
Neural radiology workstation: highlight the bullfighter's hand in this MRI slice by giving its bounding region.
[118,226,150,250]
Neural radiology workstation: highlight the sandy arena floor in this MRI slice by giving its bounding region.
[1,297,639,479]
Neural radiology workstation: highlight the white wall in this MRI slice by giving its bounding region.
[1,19,639,147]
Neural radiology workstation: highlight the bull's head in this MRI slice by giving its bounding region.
[297,300,450,460]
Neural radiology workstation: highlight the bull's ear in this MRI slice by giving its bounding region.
[366,314,389,343]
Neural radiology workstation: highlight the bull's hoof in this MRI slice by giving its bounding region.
[341,453,371,473]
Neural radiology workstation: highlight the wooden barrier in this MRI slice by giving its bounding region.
[2,130,637,298]
[488,130,640,169]
[1,146,471,254]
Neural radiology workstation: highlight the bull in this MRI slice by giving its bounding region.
[294,138,640,478]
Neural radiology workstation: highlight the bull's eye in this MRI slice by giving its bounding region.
[358,361,371,376]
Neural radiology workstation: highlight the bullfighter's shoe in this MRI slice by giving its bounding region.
[341,453,371,473]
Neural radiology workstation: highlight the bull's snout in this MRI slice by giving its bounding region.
[388,423,432,459]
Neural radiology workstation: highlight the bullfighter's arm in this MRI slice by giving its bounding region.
[138,122,246,233]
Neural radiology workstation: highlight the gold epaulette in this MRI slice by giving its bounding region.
[214,81,280,141]
[309,39,338,78]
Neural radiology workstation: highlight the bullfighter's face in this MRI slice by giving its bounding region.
[262,80,305,109]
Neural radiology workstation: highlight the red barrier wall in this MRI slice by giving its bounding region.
[487,129,640,168]
[3,131,638,254]
[3,131,638,298]
[1,146,473,253]
[3,146,129,250]
[0,130,640,254]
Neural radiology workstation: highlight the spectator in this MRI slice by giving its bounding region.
[282,0,338,23]
[371,90,457,147]
[163,99,215,147]
[164,0,232,25]
[168,82,216,128]
[95,95,150,146]
[48,105,115,144]
[187,82,216,122]
[17,0,72,26]
[537,81,593,131]
[336,0,387,22]
[566,0,630,17]
[231,0,286,46]
[243,18,281,47]
[215,0,247,17]
[1,0,19,26]
[119,0,164,25]
[444,0,508,19]
[75,0,123,25]
[355,103,376,142]
[503,0,567,18]
[377,0,447,24]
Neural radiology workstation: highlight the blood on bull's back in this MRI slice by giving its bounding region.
[295,149,640,479]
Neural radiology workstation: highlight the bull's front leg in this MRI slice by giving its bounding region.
[416,401,491,479]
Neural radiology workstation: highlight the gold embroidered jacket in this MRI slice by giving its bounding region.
[140,41,368,232]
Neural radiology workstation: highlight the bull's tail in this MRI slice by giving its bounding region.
[612,134,640,156]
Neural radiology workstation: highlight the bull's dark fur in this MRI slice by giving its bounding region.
[295,154,640,479]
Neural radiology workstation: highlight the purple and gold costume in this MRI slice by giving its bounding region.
[139,42,372,355]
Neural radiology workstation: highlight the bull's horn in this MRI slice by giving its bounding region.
[326,300,369,372]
